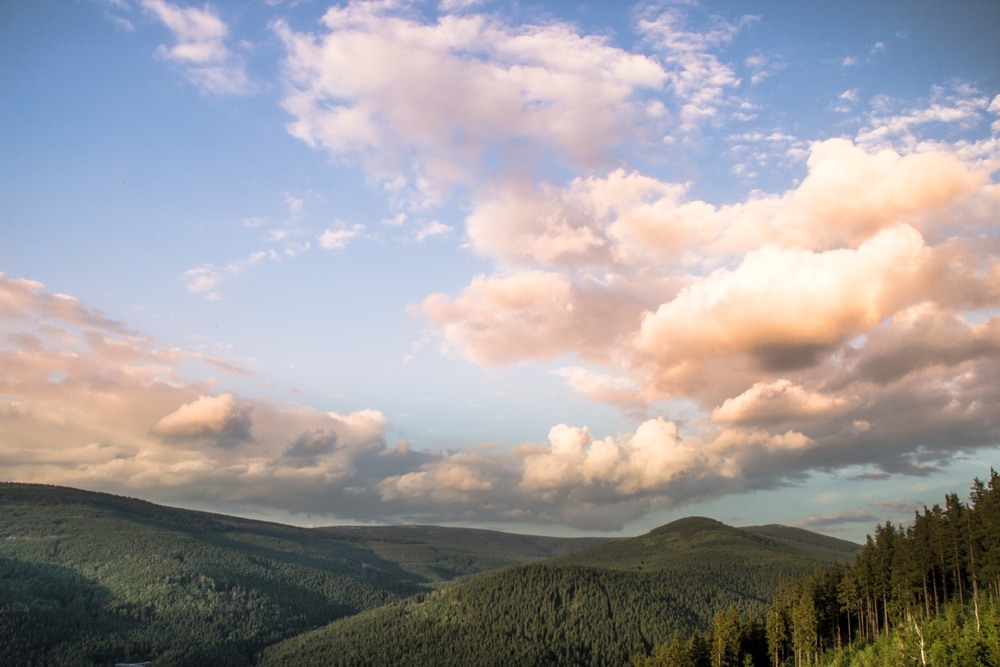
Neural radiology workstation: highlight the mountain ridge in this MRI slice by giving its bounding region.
[0,482,860,666]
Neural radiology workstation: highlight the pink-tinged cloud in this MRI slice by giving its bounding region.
[142,0,250,95]
[418,271,580,364]
[422,137,1000,404]
[273,2,666,197]
[4,264,1000,530]
[636,6,746,132]
[632,223,930,399]
[153,393,253,447]
[712,380,847,426]
[412,129,1000,504]
[716,139,989,252]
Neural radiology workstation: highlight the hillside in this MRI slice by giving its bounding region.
[258,517,859,666]
[553,516,859,571]
[0,483,608,666]
[314,524,614,584]
[0,483,860,666]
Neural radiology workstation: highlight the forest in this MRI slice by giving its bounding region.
[2,473,997,665]
[221,518,855,665]
[0,483,608,665]
[635,469,1000,667]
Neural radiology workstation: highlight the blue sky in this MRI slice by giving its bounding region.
[1,0,999,541]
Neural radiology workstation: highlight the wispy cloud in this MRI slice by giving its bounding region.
[637,6,751,132]
[182,251,269,300]
[415,221,453,242]
[273,2,667,200]
[794,509,879,530]
[318,224,364,250]
[142,0,252,95]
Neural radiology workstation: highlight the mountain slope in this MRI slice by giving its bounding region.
[741,523,863,562]
[0,483,608,666]
[258,517,859,666]
[315,524,614,584]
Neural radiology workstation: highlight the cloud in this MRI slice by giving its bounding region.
[857,84,996,153]
[712,380,847,426]
[636,6,749,132]
[0,275,410,518]
[272,1,666,198]
[417,270,606,365]
[415,124,1000,511]
[415,220,452,242]
[794,509,879,530]
[5,271,1000,530]
[631,223,932,399]
[182,251,270,300]
[421,136,999,397]
[153,393,253,447]
[318,224,364,249]
[180,195,332,299]
[142,0,251,95]
[744,51,785,86]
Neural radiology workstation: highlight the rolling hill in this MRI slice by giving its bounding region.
[0,483,859,666]
[0,483,610,666]
[258,517,860,666]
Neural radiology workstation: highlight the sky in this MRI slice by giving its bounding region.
[1,0,999,542]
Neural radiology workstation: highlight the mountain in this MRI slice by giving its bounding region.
[0,483,608,666]
[313,524,614,585]
[0,483,859,666]
[258,517,860,666]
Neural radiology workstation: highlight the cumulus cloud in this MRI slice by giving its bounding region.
[415,120,1000,511]
[712,380,847,426]
[16,4,1000,531]
[0,275,398,518]
[142,0,251,95]
[153,393,253,447]
[5,269,1000,529]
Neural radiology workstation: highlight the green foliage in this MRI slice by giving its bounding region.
[0,483,866,667]
[817,599,1000,667]
[639,468,1000,667]
[259,517,852,666]
[0,483,602,666]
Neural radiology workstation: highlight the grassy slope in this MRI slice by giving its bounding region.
[0,483,609,666]
[258,517,860,666]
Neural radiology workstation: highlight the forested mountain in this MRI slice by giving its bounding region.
[257,517,858,666]
[636,470,1000,667]
[0,482,862,666]
[314,524,614,584]
[0,483,608,666]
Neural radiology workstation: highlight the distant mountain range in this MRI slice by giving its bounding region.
[0,483,859,666]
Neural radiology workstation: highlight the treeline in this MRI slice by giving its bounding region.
[0,490,408,666]
[637,469,1000,667]
[259,520,847,666]
[260,564,700,666]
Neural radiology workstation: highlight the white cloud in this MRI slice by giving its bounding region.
[5,273,1000,530]
[636,6,748,132]
[416,133,1000,503]
[272,2,666,198]
[142,0,251,95]
[182,251,271,300]
[318,224,364,249]
[415,220,452,242]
